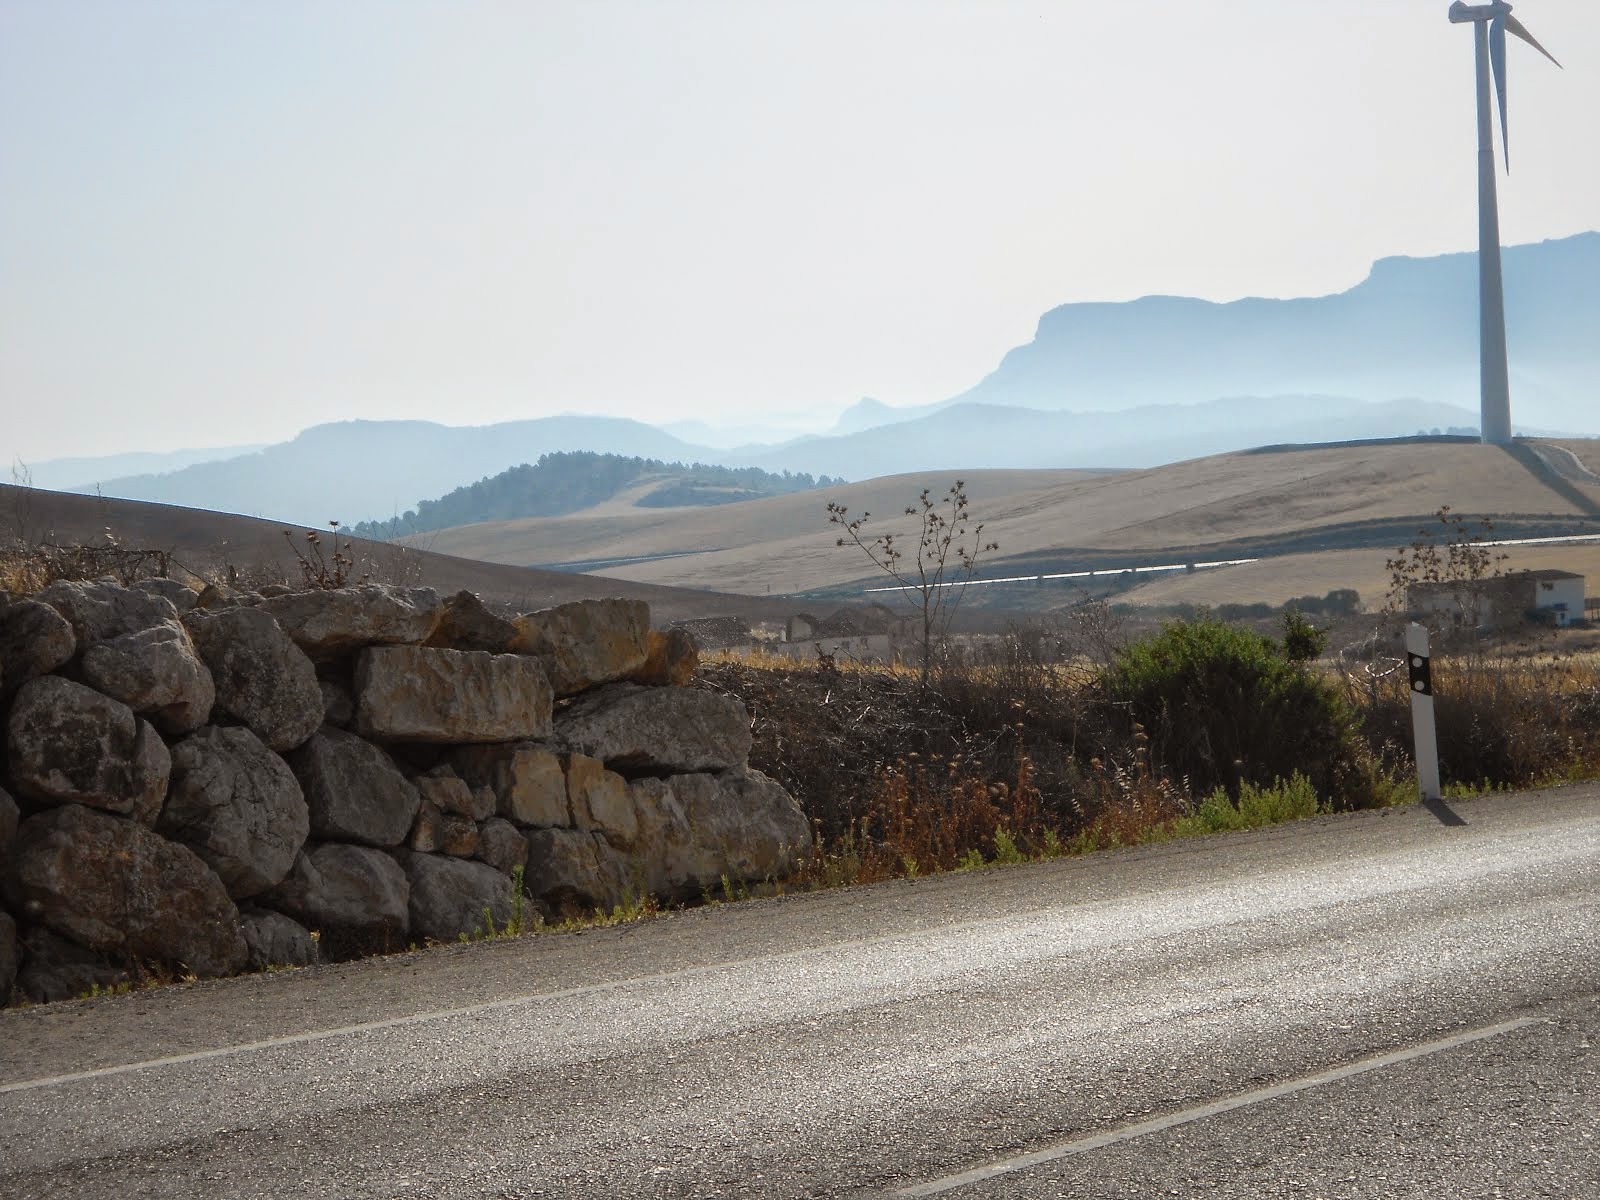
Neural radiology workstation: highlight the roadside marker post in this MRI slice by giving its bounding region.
[1406,623,1441,802]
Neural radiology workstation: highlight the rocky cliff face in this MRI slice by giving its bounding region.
[0,581,810,1005]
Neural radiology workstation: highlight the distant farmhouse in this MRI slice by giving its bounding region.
[1407,569,1586,629]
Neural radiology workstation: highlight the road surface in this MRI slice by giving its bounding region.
[2,787,1597,1198]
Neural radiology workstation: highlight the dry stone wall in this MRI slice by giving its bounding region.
[0,582,810,1005]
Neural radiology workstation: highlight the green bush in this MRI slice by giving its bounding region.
[1101,617,1370,806]
[1170,773,1321,837]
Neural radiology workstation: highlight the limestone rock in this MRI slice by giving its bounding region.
[289,728,420,848]
[0,911,16,1006]
[393,850,514,943]
[631,627,700,687]
[554,683,752,775]
[261,842,409,959]
[450,743,569,827]
[239,908,321,970]
[566,753,638,847]
[186,606,324,751]
[0,598,76,699]
[6,676,171,824]
[628,770,811,899]
[523,827,628,915]
[16,927,131,1005]
[425,590,517,653]
[416,766,494,821]
[0,784,18,858]
[37,579,176,645]
[81,620,215,735]
[258,585,441,661]
[475,817,529,876]
[135,578,199,613]
[352,645,552,743]
[160,726,310,898]
[509,598,651,696]
[10,804,247,978]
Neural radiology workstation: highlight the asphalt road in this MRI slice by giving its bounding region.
[2,787,1597,1199]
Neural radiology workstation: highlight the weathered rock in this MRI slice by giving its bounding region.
[0,598,76,699]
[450,743,569,827]
[522,827,628,914]
[416,766,494,821]
[393,850,514,943]
[509,598,651,696]
[261,843,409,959]
[407,801,444,853]
[160,726,310,898]
[16,927,131,1004]
[554,684,752,775]
[438,813,479,857]
[630,627,700,687]
[186,606,324,751]
[475,817,529,876]
[319,679,354,728]
[80,620,215,735]
[352,645,552,743]
[0,911,16,1006]
[566,753,638,846]
[425,590,517,653]
[289,728,420,847]
[628,770,811,899]
[10,805,247,977]
[0,784,18,859]
[6,676,171,824]
[239,908,321,970]
[135,578,199,613]
[37,579,176,645]
[258,585,441,661]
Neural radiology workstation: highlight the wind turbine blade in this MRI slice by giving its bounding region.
[1506,14,1563,69]
[1490,12,1510,170]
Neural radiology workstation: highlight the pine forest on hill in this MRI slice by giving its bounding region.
[348,451,843,541]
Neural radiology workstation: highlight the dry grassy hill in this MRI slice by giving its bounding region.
[414,440,1600,607]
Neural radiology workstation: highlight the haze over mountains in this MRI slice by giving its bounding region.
[31,233,1598,529]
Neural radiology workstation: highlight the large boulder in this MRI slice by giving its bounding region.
[185,606,324,751]
[37,579,176,645]
[450,743,569,827]
[630,627,700,688]
[554,684,752,775]
[565,754,638,846]
[9,804,247,978]
[80,620,215,735]
[352,645,552,743]
[393,850,515,943]
[258,585,441,661]
[135,578,199,613]
[424,590,517,653]
[522,827,628,915]
[238,908,321,970]
[15,927,131,1005]
[0,911,16,1006]
[6,676,171,825]
[415,766,495,821]
[160,726,310,898]
[261,842,409,959]
[289,728,420,847]
[628,770,812,899]
[0,597,76,699]
[509,598,651,696]
[475,817,529,876]
[0,784,18,858]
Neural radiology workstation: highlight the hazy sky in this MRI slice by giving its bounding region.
[2,0,1596,466]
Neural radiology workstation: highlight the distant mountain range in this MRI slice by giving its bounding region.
[31,232,1597,527]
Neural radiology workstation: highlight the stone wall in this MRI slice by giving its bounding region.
[0,582,810,1005]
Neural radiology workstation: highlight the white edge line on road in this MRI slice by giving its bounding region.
[894,1015,1545,1197]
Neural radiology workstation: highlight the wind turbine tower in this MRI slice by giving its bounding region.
[1446,1,1561,446]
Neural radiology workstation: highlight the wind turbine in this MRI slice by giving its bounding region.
[1446,1,1561,446]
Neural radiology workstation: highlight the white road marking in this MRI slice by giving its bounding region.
[894,1016,1544,1197]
